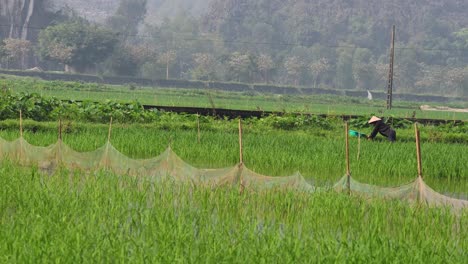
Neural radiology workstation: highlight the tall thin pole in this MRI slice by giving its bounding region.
[357,134,361,161]
[197,113,201,144]
[19,110,24,162]
[58,119,62,141]
[19,110,23,138]
[345,122,351,194]
[238,118,243,164]
[414,123,422,178]
[107,117,113,143]
[386,25,395,110]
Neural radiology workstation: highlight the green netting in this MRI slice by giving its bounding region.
[0,136,466,212]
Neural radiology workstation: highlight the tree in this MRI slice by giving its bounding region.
[106,0,148,39]
[352,62,375,90]
[228,52,252,82]
[0,42,7,68]
[2,38,31,69]
[108,43,155,76]
[158,50,177,79]
[309,58,330,87]
[445,67,467,96]
[38,20,118,73]
[257,54,274,83]
[336,49,355,90]
[192,53,217,81]
[414,64,444,94]
[47,42,74,65]
[284,56,304,86]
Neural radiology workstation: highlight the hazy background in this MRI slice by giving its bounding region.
[0,0,467,97]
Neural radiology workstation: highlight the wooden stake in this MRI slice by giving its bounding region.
[58,119,62,141]
[107,117,113,143]
[414,123,423,178]
[357,133,361,160]
[345,122,351,194]
[19,110,23,138]
[197,113,200,144]
[19,110,24,162]
[239,118,243,164]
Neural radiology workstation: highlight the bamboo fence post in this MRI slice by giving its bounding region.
[58,119,62,141]
[107,117,113,143]
[238,118,245,194]
[57,119,63,167]
[19,110,23,162]
[345,122,351,194]
[103,117,113,169]
[239,118,243,165]
[357,134,361,160]
[19,110,23,138]
[414,123,422,179]
[197,113,200,144]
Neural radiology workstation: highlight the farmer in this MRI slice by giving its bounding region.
[367,116,396,142]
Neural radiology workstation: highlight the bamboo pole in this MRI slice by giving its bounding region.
[239,118,243,164]
[57,119,63,166]
[238,118,245,194]
[414,123,422,178]
[19,110,23,138]
[102,117,113,169]
[357,134,361,160]
[58,119,62,141]
[107,117,113,143]
[345,122,351,194]
[197,113,200,144]
[19,110,23,162]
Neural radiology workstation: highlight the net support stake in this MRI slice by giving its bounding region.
[345,122,351,194]
[357,134,361,160]
[414,123,422,179]
[58,119,62,141]
[107,117,113,143]
[56,119,63,166]
[19,110,24,162]
[19,110,23,138]
[239,118,243,165]
[197,113,200,144]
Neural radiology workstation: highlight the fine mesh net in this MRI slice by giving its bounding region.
[0,136,466,212]
[334,176,468,212]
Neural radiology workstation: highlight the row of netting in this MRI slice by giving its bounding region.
[0,136,466,213]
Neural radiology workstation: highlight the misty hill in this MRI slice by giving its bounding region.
[1,0,467,97]
[51,0,210,24]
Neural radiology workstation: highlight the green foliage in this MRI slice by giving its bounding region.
[38,20,118,72]
[106,45,140,76]
[257,114,333,130]
[0,165,465,262]
[106,0,148,37]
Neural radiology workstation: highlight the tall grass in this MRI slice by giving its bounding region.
[0,120,466,195]
[0,164,466,262]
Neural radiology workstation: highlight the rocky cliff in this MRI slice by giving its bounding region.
[0,0,37,39]
[0,0,118,40]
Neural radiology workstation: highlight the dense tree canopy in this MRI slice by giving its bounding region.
[38,20,118,73]
[1,0,468,96]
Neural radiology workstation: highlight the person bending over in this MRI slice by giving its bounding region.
[367,116,396,142]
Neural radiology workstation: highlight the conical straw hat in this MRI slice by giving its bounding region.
[368,116,381,124]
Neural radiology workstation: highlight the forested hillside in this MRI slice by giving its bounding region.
[0,0,467,96]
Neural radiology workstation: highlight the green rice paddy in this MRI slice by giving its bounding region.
[0,76,467,262]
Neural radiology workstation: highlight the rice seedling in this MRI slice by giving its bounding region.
[0,163,466,262]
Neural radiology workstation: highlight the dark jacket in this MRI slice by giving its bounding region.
[370,120,396,140]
